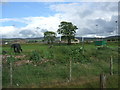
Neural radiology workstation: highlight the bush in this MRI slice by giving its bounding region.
[69,47,90,63]
[44,49,54,59]
[30,50,41,63]
[7,55,15,64]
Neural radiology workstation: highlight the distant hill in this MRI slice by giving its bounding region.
[2,35,120,41]
[76,35,120,41]
[105,35,120,39]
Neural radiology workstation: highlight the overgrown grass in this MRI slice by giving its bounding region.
[1,42,119,88]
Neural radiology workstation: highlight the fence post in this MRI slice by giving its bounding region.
[68,59,72,82]
[100,73,106,89]
[110,56,113,75]
[10,62,13,86]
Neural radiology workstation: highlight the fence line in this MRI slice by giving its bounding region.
[110,56,113,75]
[10,62,13,86]
[69,60,72,82]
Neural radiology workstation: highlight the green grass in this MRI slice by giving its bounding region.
[48,75,119,88]
[1,42,119,88]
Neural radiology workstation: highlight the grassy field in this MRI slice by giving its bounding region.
[1,42,119,88]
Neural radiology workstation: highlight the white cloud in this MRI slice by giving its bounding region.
[0,18,17,22]
[1,14,61,38]
[0,26,15,34]
[50,2,118,37]
[0,18,29,24]
[0,26,21,38]
[0,2,118,38]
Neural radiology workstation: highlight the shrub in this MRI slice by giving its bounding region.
[30,50,41,63]
[7,55,15,64]
[44,49,54,59]
[69,47,90,63]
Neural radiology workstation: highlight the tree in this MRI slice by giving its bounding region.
[44,31,56,44]
[57,21,78,45]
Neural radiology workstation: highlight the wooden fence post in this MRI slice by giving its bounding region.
[10,62,13,86]
[100,73,106,89]
[69,60,72,82]
[110,56,113,75]
[68,59,72,82]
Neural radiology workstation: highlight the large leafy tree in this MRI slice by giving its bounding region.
[44,31,56,44]
[57,21,78,45]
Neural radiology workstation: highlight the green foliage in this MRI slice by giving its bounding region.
[27,40,38,43]
[7,55,15,64]
[44,50,54,59]
[44,31,56,44]
[2,42,119,88]
[57,21,78,44]
[96,46,109,50]
[69,47,90,63]
[30,50,41,63]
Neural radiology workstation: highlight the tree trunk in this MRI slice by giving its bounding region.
[67,37,71,45]
[47,40,50,44]
[51,39,53,44]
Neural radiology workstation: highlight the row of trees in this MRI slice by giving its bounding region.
[44,21,78,45]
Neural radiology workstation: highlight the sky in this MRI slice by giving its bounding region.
[0,1,118,38]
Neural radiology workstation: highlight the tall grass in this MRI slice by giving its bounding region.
[2,42,119,88]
